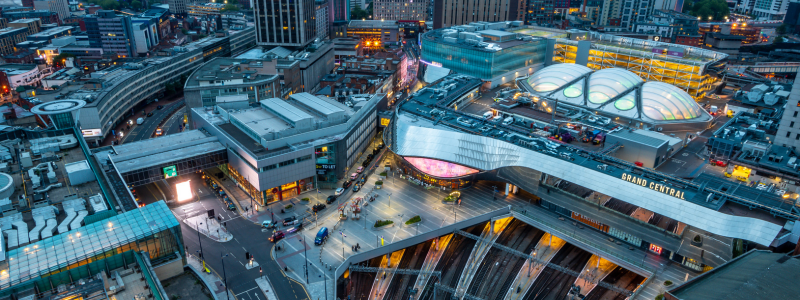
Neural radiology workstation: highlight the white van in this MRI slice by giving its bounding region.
[136,117,144,125]
[502,117,514,125]
[491,115,503,123]
[483,111,493,119]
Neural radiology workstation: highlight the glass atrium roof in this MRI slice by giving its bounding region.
[523,64,708,123]
[0,201,179,290]
[527,64,591,93]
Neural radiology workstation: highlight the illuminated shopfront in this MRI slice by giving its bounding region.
[399,157,478,189]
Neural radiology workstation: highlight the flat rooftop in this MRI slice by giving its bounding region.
[229,106,294,135]
[111,130,226,173]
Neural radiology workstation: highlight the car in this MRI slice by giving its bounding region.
[362,160,370,167]
[225,199,236,210]
[155,127,163,136]
[334,188,345,196]
[157,105,164,110]
[269,230,285,242]
[326,195,337,204]
[312,203,326,212]
[314,227,329,245]
[357,166,364,173]
[261,220,278,229]
[283,216,298,226]
[353,184,361,192]
[147,112,154,117]
[342,180,353,188]
[350,173,358,180]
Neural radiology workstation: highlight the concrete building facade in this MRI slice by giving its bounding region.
[433,0,526,28]
[373,0,428,21]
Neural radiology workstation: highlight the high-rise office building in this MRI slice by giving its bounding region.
[373,0,428,21]
[526,0,554,25]
[168,0,189,15]
[255,0,317,48]
[332,0,350,22]
[433,0,526,28]
[84,10,135,57]
[316,0,330,40]
[775,70,800,149]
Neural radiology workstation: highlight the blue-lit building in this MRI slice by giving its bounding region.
[420,22,547,88]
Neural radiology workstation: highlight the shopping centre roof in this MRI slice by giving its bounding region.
[111,130,226,173]
[0,201,179,290]
[521,64,709,123]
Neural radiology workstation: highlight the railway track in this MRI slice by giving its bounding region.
[467,220,545,300]
[583,266,646,300]
[419,223,486,300]
[344,257,384,300]
[523,244,593,300]
[385,241,433,300]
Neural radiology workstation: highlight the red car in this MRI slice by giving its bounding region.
[270,230,285,242]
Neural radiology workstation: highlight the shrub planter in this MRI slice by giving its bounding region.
[373,220,395,231]
[284,205,294,213]
[691,235,703,247]
[663,280,673,286]
[404,216,422,227]
[300,198,310,202]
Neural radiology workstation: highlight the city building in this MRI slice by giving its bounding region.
[526,0,553,25]
[33,0,69,21]
[254,0,318,48]
[634,10,702,46]
[8,18,42,35]
[702,31,745,60]
[751,0,790,20]
[222,12,248,30]
[664,250,800,300]
[774,70,800,149]
[191,92,384,203]
[432,0,526,28]
[168,0,190,15]
[84,10,135,58]
[187,2,226,18]
[140,7,172,40]
[346,20,401,49]
[373,0,428,21]
[699,21,761,45]
[184,57,298,108]
[0,63,42,88]
[384,72,800,275]
[1,9,60,25]
[50,27,255,146]
[785,2,800,34]
[131,19,159,56]
[332,0,350,22]
[0,26,33,56]
[420,22,547,87]
[316,0,330,40]
[333,37,364,63]
[26,25,71,43]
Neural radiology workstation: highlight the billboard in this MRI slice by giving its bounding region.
[163,165,177,179]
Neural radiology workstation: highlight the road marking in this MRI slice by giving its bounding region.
[236,287,259,296]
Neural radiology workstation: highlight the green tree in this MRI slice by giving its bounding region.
[351,4,369,20]
[774,36,786,43]
[776,24,788,35]
[685,0,730,21]
[221,3,240,11]
[131,0,142,10]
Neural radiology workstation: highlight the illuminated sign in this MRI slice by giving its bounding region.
[82,129,103,137]
[316,164,336,170]
[380,118,391,126]
[649,244,662,255]
[405,157,479,178]
[620,173,686,199]
[163,165,177,178]
[571,212,609,232]
[176,181,192,202]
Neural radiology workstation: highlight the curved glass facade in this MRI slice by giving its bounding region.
[641,82,704,121]
[404,157,479,178]
[421,33,547,80]
[527,64,592,93]
[587,69,643,105]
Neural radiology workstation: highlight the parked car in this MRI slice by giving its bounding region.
[353,184,361,192]
[225,198,236,211]
[147,112,154,117]
[357,166,364,173]
[334,188,345,196]
[350,173,358,180]
[261,220,278,229]
[314,227,329,245]
[157,105,164,110]
[312,203,326,212]
[269,230,285,242]
[362,160,371,167]
[343,180,353,188]
[326,195,338,204]
[283,216,299,226]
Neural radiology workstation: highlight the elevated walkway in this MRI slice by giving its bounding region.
[368,249,405,300]
[411,234,453,299]
[455,216,512,297]
[504,233,566,300]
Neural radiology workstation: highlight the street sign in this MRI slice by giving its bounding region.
[163,165,177,178]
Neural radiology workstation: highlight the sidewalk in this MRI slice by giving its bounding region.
[186,254,237,300]
[184,214,233,242]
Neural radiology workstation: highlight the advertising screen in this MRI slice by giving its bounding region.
[404,157,479,178]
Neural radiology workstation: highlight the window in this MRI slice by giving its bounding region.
[792,121,795,128]
[787,131,791,138]
[260,164,277,172]
[794,111,798,117]
[279,159,295,167]
[796,133,799,140]
[297,155,312,162]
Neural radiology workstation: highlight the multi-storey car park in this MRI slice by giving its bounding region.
[59,27,255,146]
[376,73,799,277]
[420,22,728,99]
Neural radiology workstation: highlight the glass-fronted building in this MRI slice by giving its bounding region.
[420,23,548,87]
[0,201,182,296]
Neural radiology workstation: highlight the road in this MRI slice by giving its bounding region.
[120,99,184,143]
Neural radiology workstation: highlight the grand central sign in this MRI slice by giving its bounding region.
[621,173,686,200]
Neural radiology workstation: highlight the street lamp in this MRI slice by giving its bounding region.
[220,253,230,300]
[299,238,309,283]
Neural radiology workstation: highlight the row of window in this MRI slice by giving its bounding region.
[258,154,312,172]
